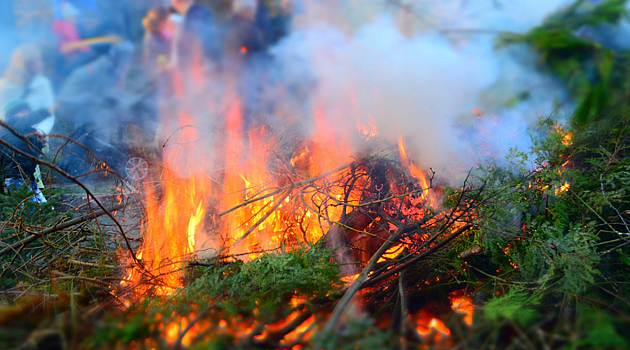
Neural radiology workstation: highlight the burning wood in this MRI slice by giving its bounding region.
[114,129,478,348]
[0,105,480,348]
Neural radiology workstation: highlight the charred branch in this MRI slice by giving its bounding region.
[363,224,472,289]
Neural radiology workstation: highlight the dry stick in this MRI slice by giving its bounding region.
[29,236,87,275]
[0,120,45,156]
[233,190,291,246]
[161,124,201,147]
[43,131,142,196]
[218,162,353,217]
[319,220,427,343]
[509,319,538,350]
[598,285,630,310]
[363,224,472,289]
[264,309,314,342]
[68,259,117,269]
[0,137,142,268]
[244,310,315,348]
[51,272,112,287]
[600,173,630,234]
[0,239,27,273]
[0,203,124,257]
[242,323,266,346]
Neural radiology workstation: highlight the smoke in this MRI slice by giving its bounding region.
[0,8,19,74]
[3,0,622,182]
[268,0,577,178]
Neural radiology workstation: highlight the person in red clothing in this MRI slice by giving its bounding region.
[51,1,96,84]
[52,2,88,55]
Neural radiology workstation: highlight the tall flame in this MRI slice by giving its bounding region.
[398,136,438,208]
[119,81,460,348]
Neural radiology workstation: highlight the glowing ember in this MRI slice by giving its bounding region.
[408,292,475,346]
[378,243,405,263]
[450,292,474,325]
[553,123,573,146]
[341,273,360,284]
[414,310,451,343]
[555,181,570,195]
[158,311,212,347]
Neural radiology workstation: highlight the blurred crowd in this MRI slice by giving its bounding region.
[0,0,300,201]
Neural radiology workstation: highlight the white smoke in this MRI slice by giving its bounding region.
[270,0,577,178]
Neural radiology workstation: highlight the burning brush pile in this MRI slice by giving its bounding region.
[112,118,478,349]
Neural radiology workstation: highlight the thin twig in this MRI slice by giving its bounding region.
[0,204,124,257]
[362,224,472,289]
[265,309,314,342]
[233,190,291,246]
[0,120,45,155]
[0,136,143,268]
[68,259,117,269]
[218,162,353,216]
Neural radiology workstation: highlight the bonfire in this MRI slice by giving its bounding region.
[107,94,480,349]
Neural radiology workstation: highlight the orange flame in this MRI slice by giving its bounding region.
[397,137,438,208]
[356,114,379,141]
[553,124,573,146]
[450,292,474,325]
[555,181,570,195]
[413,310,451,343]
[119,83,457,346]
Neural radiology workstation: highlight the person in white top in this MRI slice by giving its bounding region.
[0,44,55,118]
[0,44,55,194]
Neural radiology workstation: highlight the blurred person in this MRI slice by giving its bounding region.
[51,2,99,86]
[171,0,223,71]
[226,0,268,134]
[52,2,87,55]
[85,2,136,41]
[256,0,294,48]
[143,6,172,80]
[228,0,265,57]
[0,100,51,203]
[0,44,54,117]
[55,41,158,143]
[56,41,134,118]
[0,44,56,196]
[166,10,184,40]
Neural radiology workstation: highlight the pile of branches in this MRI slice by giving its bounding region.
[0,123,484,349]
[0,127,149,349]
[110,155,482,350]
